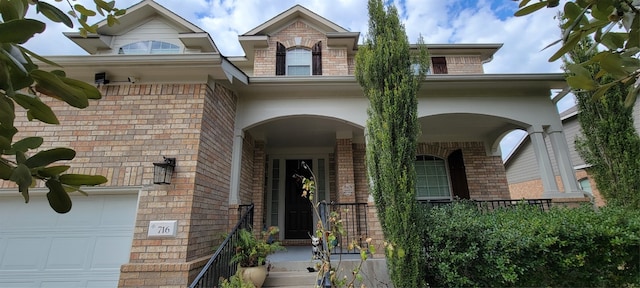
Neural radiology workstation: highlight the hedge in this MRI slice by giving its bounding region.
[421,202,640,287]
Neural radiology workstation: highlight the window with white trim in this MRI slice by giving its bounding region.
[578,177,592,194]
[286,48,312,76]
[415,155,451,199]
[119,41,180,54]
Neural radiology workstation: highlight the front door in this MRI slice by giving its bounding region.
[284,159,313,239]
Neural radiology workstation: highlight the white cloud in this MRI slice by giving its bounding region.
[22,0,572,156]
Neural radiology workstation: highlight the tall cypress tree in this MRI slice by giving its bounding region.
[355,0,429,286]
[566,38,640,209]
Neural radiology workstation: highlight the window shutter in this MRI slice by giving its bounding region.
[276,42,286,76]
[312,41,322,75]
[432,57,448,74]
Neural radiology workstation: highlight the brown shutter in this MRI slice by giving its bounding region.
[276,42,286,76]
[432,57,448,74]
[312,41,322,75]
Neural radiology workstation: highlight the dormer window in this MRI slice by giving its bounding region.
[286,48,311,75]
[276,41,322,76]
[119,41,181,55]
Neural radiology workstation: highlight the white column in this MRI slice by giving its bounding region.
[528,126,560,195]
[548,129,583,197]
[229,128,244,205]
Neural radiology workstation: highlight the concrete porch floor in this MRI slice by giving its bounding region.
[268,246,361,263]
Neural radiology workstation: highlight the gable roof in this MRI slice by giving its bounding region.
[238,5,359,61]
[64,0,219,54]
[243,5,350,36]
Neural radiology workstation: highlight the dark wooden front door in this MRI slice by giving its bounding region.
[448,149,470,199]
[284,159,313,239]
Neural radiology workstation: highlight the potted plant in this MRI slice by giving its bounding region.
[231,227,284,288]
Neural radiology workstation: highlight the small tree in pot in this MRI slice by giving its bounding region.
[231,227,284,288]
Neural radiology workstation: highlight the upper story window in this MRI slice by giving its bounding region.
[415,155,451,200]
[286,48,312,75]
[411,63,431,75]
[276,41,322,76]
[431,57,448,74]
[119,41,181,55]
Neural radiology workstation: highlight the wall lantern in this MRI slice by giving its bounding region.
[153,157,176,184]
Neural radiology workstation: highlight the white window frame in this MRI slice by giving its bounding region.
[286,48,312,76]
[415,155,452,200]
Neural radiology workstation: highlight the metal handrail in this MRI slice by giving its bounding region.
[189,203,254,288]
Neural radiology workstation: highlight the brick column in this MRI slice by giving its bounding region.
[118,83,237,287]
[336,137,355,203]
[251,141,266,230]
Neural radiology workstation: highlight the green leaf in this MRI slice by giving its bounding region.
[73,4,96,17]
[46,179,72,213]
[10,163,31,201]
[624,83,640,108]
[18,45,61,68]
[515,1,548,17]
[24,147,76,168]
[549,31,582,62]
[36,165,70,177]
[600,32,628,50]
[59,76,101,100]
[11,136,43,153]
[59,174,108,186]
[0,0,27,22]
[567,64,591,78]
[30,69,89,108]
[599,53,629,79]
[0,19,45,44]
[590,81,618,101]
[567,75,597,90]
[0,95,15,128]
[36,1,73,28]
[0,159,12,180]
[10,92,60,124]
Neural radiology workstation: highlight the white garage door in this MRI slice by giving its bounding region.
[0,192,138,287]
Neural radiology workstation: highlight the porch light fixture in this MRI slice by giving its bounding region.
[94,72,109,85]
[153,157,176,184]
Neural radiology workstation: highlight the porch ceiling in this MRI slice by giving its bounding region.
[419,113,519,142]
[247,116,364,148]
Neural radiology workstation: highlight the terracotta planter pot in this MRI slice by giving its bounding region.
[240,265,267,288]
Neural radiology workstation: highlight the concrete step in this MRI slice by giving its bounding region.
[263,271,320,287]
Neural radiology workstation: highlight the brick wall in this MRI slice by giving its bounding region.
[250,140,266,230]
[8,82,237,287]
[417,142,510,199]
[509,169,605,206]
[253,20,349,76]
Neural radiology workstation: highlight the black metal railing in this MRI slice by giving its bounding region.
[418,198,552,211]
[189,204,254,288]
[319,202,368,254]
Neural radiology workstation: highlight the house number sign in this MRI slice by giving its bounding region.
[148,220,178,237]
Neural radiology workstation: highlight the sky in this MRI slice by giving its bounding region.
[23,0,576,159]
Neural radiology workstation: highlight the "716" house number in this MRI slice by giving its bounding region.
[148,220,178,237]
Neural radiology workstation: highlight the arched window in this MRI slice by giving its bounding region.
[119,41,180,54]
[275,41,322,76]
[415,155,451,200]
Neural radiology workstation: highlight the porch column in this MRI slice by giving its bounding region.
[548,129,583,197]
[336,131,355,203]
[527,126,560,195]
[229,128,244,206]
[251,141,266,230]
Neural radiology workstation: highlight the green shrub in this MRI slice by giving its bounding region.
[421,202,640,287]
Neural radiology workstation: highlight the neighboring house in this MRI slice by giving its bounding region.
[506,99,640,207]
[0,0,587,287]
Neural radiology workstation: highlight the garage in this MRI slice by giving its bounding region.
[0,192,138,287]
